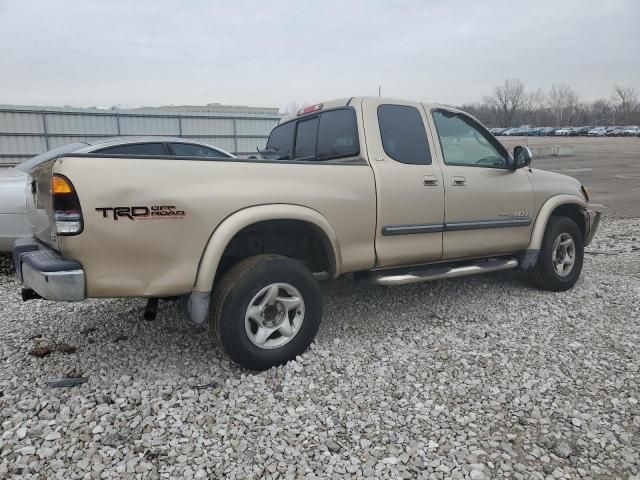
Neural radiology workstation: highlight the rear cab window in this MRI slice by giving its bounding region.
[294,117,319,159]
[265,108,359,161]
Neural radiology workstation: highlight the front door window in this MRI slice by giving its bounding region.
[432,110,509,169]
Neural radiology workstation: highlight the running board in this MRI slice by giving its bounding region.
[369,258,519,286]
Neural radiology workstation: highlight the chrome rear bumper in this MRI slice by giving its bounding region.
[12,237,86,301]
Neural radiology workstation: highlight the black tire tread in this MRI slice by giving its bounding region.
[210,254,277,355]
[210,254,322,370]
[529,216,583,291]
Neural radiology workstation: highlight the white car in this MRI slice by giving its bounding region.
[587,127,607,136]
[555,127,572,136]
[0,137,234,252]
[621,126,640,136]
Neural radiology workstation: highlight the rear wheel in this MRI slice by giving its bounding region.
[210,254,322,370]
[529,216,584,291]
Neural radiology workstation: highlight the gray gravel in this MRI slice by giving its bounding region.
[1,217,639,479]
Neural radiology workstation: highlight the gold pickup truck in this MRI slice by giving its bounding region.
[13,97,600,370]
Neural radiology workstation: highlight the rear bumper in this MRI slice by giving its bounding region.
[12,237,86,301]
[584,209,601,246]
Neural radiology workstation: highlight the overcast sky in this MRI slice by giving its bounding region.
[0,0,638,111]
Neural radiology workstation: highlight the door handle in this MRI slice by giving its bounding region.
[451,176,466,186]
[423,175,439,186]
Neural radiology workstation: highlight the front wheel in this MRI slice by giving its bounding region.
[210,254,322,370]
[528,216,584,291]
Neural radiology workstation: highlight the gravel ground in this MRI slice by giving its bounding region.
[1,217,639,480]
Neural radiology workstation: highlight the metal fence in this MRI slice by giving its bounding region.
[0,107,282,165]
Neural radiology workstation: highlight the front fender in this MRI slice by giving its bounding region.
[527,194,587,251]
[192,204,342,293]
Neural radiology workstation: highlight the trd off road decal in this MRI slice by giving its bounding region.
[95,205,185,221]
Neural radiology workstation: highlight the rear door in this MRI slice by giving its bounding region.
[362,98,444,267]
[427,107,534,259]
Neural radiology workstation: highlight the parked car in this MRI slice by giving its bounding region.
[607,127,625,137]
[0,137,234,252]
[621,126,640,136]
[572,126,592,136]
[504,125,533,136]
[555,127,572,136]
[538,127,557,136]
[588,127,607,136]
[12,97,600,370]
[489,127,507,135]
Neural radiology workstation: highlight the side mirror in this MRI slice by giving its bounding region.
[513,145,532,169]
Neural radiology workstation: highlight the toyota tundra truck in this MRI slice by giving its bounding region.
[12,97,600,370]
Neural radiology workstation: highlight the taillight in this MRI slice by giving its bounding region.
[52,174,83,235]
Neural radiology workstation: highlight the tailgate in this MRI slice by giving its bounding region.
[29,159,58,250]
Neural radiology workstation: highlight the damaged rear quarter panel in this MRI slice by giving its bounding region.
[54,156,377,297]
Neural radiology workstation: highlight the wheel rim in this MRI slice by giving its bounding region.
[244,283,305,350]
[552,232,576,277]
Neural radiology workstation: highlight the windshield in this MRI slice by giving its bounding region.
[16,142,88,172]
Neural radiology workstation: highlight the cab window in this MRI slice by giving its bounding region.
[265,121,295,159]
[316,109,359,159]
[265,108,359,161]
[432,110,509,168]
[294,117,319,159]
[377,104,431,165]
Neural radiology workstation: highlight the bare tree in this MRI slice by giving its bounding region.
[612,85,638,124]
[483,79,525,127]
[459,83,639,128]
[547,84,579,126]
[566,90,581,125]
[523,88,546,125]
[590,99,611,126]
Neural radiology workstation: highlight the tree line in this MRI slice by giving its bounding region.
[460,79,639,128]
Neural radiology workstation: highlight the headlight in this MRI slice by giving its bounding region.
[580,185,590,202]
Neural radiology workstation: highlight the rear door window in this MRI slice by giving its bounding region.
[377,105,431,165]
[96,143,166,156]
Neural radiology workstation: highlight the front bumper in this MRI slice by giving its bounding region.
[12,237,86,301]
[584,209,601,246]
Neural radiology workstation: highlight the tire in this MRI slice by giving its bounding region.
[210,254,322,370]
[529,216,584,291]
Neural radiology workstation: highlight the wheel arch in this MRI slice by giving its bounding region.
[193,204,342,293]
[528,195,588,251]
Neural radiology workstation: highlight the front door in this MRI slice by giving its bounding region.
[427,107,534,260]
[362,98,444,267]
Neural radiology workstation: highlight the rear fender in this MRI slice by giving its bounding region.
[193,204,341,293]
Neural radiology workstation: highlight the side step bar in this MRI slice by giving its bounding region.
[369,257,519,286]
